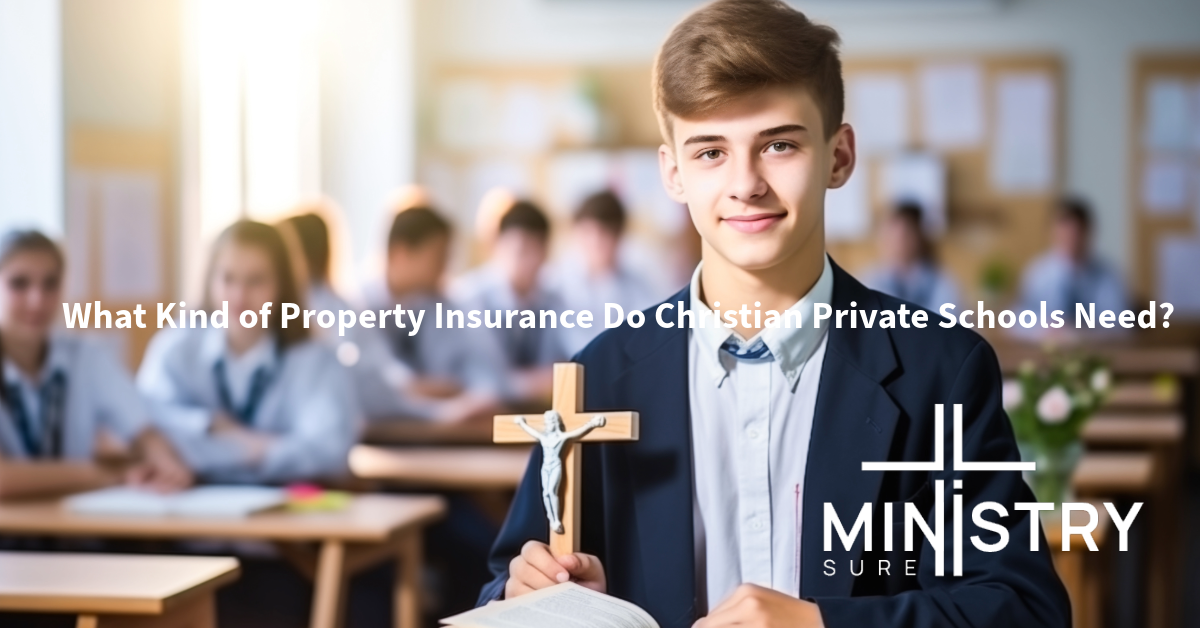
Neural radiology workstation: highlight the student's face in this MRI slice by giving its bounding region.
[881,217,921,267]
[0,251,62,341]
[210,242,279,320]
[572,219,619,274]
[658,88,855,273]
[492,229,547,295]
[386,235,449,296]
[1052,218,1088,262]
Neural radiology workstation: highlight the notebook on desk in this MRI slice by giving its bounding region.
[64,486,287,519]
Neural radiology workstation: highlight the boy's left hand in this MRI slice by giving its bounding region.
[694,584,825,628]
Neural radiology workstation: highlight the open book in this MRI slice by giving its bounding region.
[442,583,657,628]
[64,485,287,519]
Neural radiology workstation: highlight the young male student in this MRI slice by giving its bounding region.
[452,200,569,400]
[549,190,660,355]
[356,206,508,422]
[481,2,1071,627]
[1018,197,1127,317]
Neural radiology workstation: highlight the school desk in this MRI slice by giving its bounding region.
[1081,412,1185,447]
[993,342,1199,377]
[0,494,444,628]
[0,552,238,628]
[1044,501,1112,628]
[364,417,495,446]
[349,445,530,491]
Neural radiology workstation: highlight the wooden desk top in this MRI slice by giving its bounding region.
[1104,380,1181,410]
[994,342,1198,376]
[1082,413,1185,446]
[1043,500,1111,551]
[1072,452,1156,496]
[349,445,530,490]
[0,494,446,543]
[0,552,238,615]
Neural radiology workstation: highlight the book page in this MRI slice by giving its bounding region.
[442,583,658,628]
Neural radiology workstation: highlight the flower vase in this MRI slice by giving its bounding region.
[1018,440,1084,504]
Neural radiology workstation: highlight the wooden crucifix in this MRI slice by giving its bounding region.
[494,362,639,556]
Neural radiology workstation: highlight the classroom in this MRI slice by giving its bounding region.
[1,0,1199,627]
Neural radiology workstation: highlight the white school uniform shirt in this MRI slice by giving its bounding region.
[449,263,571,368]
[688,255,833,612]
[137,327,361,483]
[1018,251,1128,315]
[0,334,148,460]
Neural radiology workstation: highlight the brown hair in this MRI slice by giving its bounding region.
[653,0,843,141]
[283,213,331,283]
[388,207,452,249]
[0,230,64,275]
[204,220,308,348]
[499,200,551,241]
[575,190,627,235]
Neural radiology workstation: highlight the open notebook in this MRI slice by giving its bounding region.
[64,486,287,519]
[442,583,658,628]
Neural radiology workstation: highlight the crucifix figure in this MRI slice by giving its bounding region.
[494,363,639,556]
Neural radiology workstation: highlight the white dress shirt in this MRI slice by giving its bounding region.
[137,327,361,483]
[0,334,148,460]
[688,256,833,611]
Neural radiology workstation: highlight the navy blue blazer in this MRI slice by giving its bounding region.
[480,262,1071,628]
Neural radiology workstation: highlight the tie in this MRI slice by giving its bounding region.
[720,337,773,361]
[2,371,66,458]
[213,360,274,426]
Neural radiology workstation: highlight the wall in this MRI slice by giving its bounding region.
[0,0,62,234]
[416,0,1200,277]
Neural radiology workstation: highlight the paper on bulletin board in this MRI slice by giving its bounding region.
[1143,78,1191,151]
[918,62,985,149]
[98,171,162,300]
[500,83,552,152]
[1141,158,1189,214]
[990,72,1055,193]
[1158,237,1200,315]
[847,73,909,156]
[880,152,947,234]
[438,80,493,151]
[546,151,612,217]
[824,161,870,241]
[64,170,92,302]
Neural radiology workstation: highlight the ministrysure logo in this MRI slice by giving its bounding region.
[823,404,1142,577]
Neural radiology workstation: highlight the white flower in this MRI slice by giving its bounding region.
[1036,386,1072,424]
[1090,368,1111,393]
[1002,380,1023,411]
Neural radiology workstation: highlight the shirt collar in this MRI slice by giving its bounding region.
[3,336,70,389]
[201,327,279,372]
[689,255,834,389]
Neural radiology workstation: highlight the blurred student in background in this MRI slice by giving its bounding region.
[862,202,961,312]
[137,221,360,484]
[356,206,506,422]
[452,200,567,401]
[281,209,350,314]
[0,230,191,499]
[1019,197,1128,315]
[549,190,658,355]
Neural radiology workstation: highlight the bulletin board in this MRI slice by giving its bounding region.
[421,56,1063,301]
[831,54,1065,305]
[1130,53,1200,318]
[66,126,175,370]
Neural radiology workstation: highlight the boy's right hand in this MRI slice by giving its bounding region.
[506,540,606,598]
